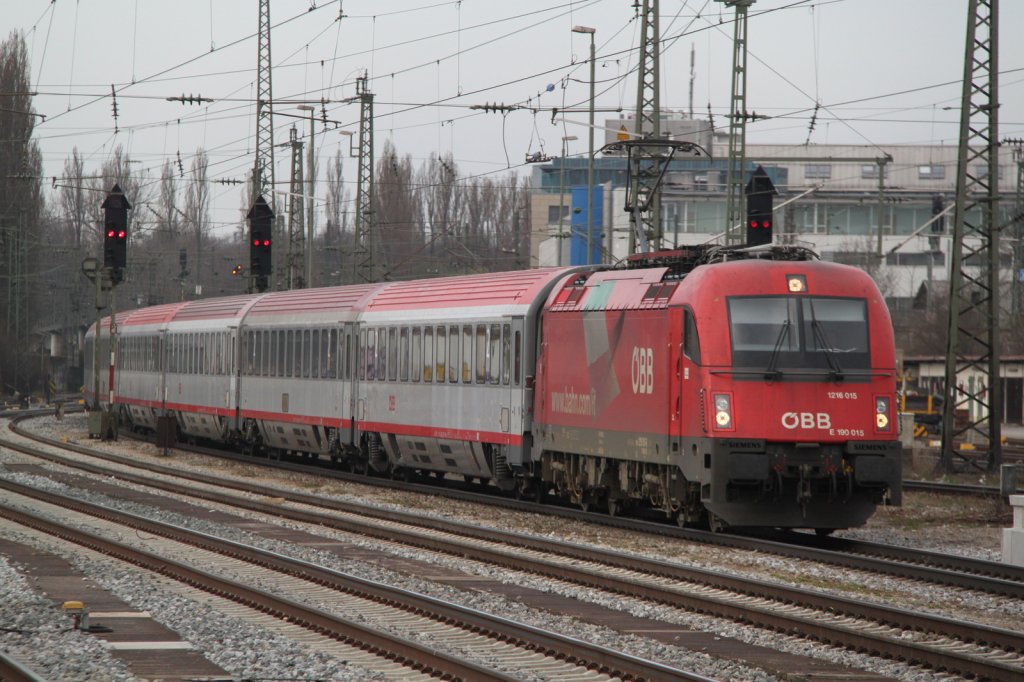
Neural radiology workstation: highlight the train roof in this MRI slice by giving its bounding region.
[363,268,576,317]
[243,282,385,324]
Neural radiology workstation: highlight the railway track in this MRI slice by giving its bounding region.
[0,651,46,682]
[15,413,1022,599]
[4,415,1024,680]
[0,479,698,682]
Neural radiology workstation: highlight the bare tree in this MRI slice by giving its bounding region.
[57,148,87,249]
[0,31,44,394]
[374,140,421,279]
[184,149,211,293]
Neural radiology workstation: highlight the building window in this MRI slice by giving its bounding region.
[547,205,570,224]
[805,164,831,179]
[861,164,887,180]
[918,164,946,180]
[974,164,1003,180]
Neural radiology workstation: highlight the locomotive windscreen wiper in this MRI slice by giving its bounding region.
[764,319,791,381]
[807,299,843,381]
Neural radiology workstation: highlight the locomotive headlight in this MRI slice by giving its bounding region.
[713,393,733,430]
[874,396,891,432]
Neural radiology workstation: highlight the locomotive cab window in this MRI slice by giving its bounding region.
[683,307,701,364]
[728,296,870,377]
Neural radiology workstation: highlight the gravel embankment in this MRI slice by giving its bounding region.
[1,412,1015,681]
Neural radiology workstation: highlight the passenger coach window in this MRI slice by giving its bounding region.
[360,330,369,380]
[422,327,433,382]
[514,331,522,386]
[501,324,511,385]
[400,328,410,381]
[475,325,487,384]
[326,329,337,379]
[462,326,472,384]
[489,324,501,385]
[311,330,321,378]
[410,328,421,382]
[367,329,374,380]
[448,326,459,383]
[435,326,446,382]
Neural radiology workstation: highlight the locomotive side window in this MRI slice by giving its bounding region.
[435,326,446,382]
[683,307,702,364]
[462,326,473,384]
[475,325,487,384]
[423,327,433,382]
[448,326,459,383]
[411,328,421,382]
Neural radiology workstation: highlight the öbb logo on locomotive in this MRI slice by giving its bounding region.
[630,346,654,395]
[780,412,833,430]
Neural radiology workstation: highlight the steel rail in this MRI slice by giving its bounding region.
[2,431,1022,680]
[10,415,1024,598]
[0,500,516,682]
[0,478,700,682]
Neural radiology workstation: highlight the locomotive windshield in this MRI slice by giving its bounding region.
[727,296,870,378]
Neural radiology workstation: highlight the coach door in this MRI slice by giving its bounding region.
[158,330,169,416]
[227,327,239,431]
[503,319,523,436]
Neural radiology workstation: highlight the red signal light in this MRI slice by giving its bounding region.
[262,239,271,247]
[760,221,771,229]
[253,239,260,246]
[749,220,757,228]
[107,230,115,238]
[117,230,127,239]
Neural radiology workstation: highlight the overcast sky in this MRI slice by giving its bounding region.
[5,0,1022,235]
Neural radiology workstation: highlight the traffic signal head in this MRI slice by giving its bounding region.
[744,166,776,247]
[101,184,131,284]
[247,195,274,292]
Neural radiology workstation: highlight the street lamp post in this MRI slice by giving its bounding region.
[573,25,597,265]
[558,135,578,266]
[297,105,316,286]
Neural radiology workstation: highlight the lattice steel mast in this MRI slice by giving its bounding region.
[287,126,305,289]
[353,75,376,283]
[628,0,662,254]
[716,0,755,245]
[254,0,275,203]
[939,0,1001,473]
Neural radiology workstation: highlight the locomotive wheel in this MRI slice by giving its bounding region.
[707,513,727,533]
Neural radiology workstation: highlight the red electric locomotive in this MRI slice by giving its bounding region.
[86,241,900,533]
[531,245,901,531]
